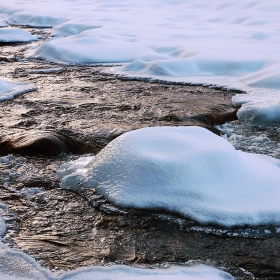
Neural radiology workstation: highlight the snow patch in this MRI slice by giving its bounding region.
[0,20,8,27]
[52,20,102,37]
[0,77,36,101]
[58,126,280,227]
[0,28,39,42]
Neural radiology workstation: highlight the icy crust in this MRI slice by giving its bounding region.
[0,78,36,101]
[58,126,280,227]
[0,28,39,42]
[232,90,280,126]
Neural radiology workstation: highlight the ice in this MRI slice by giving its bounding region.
[58,126,280,227]
[0,27,40,42]
[0,77,37,101]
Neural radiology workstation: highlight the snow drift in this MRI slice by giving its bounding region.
[58,126,280,227]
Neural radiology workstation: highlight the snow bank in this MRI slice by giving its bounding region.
[0,77,36,101]
[58,126,280,227]
[28,31,169,64]
[0,28,39,42]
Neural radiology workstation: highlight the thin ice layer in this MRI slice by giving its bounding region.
[58,126,280,227]
[0,77,36,101]
[0,28,39,42]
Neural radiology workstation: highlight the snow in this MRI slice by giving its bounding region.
[0,215,6,238]
[0,77,37,101]
[58,126,280,227]
[0,20,8,27]
[0,0,278,83]
[0,27,40,42]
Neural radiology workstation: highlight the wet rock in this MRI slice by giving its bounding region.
[0,130,95,156]
[0,56,16,62]
[191,105,239,126]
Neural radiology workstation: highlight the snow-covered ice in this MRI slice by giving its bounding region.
[58,126,280,227]
[0,77,36,101]
[0,27,40,42]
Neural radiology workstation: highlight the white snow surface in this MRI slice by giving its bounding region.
[0,27,39,42]
[58,126,280,227]
[0,0,278,82]
[0,20,8,27]
[0,77,36,101]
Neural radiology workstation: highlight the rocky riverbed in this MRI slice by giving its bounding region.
[1,27,280,280]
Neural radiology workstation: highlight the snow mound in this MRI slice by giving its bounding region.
[0,28,39,42]
[52,20,102,37]
[27,30,168,64]
[58,126,280,227]
[0,77,36,101]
